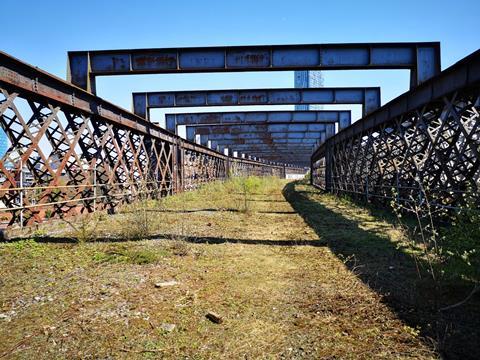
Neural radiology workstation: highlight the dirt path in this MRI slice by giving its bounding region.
[0,180,436,359]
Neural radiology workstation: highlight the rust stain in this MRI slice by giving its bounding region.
[177,95,196,104]
[240,94,266,103]
[196,128,209,135]
[235,54,267,64]
[220,95,234,103]
[202,114,221,123]
[133,54,177,68]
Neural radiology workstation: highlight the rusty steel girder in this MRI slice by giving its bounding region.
[166,110,351,134]
[67,43,441,93]
[311,49,480,211]
[133,87,380,119]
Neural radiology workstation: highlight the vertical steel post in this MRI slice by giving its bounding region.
[172,141,178,194]
[365,176,369,203]
[325,147,333,192]
[93,164,97,212]
[226,155,230,179]
[396,172,400,207]
[310,158,313,185]
[19,159,23,228]
[179,146,185,192]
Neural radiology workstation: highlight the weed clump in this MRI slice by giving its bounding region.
[62,213,100,243]
[93,244,165,265]
[117,199,154,241]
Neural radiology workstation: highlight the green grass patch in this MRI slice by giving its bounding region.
[0,238,46,258]
[92,244,168,265]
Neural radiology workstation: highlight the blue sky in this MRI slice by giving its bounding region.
[2,0,479,124]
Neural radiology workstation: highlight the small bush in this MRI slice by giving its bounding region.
[62,214,99,243]
[169,239,191,256]
[230,176,265,212]
[117,199,152,240]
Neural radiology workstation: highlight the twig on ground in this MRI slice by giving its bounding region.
[440,283,480,312]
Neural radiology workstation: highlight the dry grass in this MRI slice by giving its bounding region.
[0,178,438,359]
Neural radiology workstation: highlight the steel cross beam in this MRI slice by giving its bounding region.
[232,147,312,154]
[166,110,351,133]
[197,132,327,163]
[212,138,321,145]
[67,42,440,93]
[191,124,332,151]
[202,140,323,150]
[196,140,322,157]
[217,147,315,155]
[191,122,333,136]
[198,132,329,141]
[219,148,316,158]
[239,155,314,163]
[227,144,316,150]
[237,153,312,166]
[204,140,320,154]
[196,125,331,164]
[208,139,321,146]
[132,87,381,119]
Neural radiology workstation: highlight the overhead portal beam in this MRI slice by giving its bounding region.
[214,142,317,148]
[133,87,380,119]
[228,146,315,151]
[167,110,350,133]
[215,150,315,158]
[202,138,321,146]
[209,143,317,154]
[243,156,311,166]
[196,131,331,142]
[190,123,333,136]
[68,42,441,93]
[203,136,320,164]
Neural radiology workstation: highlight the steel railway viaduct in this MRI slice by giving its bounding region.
[0,42,479,225]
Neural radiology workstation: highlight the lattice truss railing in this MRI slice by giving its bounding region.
[311,157,327,189]
[230,160,284,178]
[182,148,227,191]
[313,88,480,210]
[0,50,305,227]
[0,87,174,225]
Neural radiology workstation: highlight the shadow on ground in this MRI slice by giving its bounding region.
[5,233,326,248]
[282,181,480,360]
[139,208,296,215]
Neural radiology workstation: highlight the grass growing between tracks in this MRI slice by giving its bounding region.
[0,178,446,359]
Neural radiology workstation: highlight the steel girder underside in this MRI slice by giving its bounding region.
[165,110,351,133]
[178,114,338,165]
[168,111,344,164]
[132,87,380,119]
